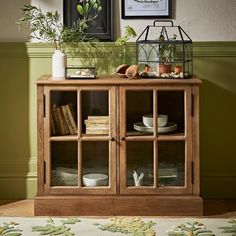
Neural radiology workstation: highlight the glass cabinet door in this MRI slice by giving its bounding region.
[120,87,192,194]
[44,87,116,195]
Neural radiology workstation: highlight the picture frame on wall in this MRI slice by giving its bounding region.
[122,0,171,19]
[63,0,114,41]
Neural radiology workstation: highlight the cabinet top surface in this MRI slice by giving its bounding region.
[36,75,201,85]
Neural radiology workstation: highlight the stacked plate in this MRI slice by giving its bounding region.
[133,114,177,134]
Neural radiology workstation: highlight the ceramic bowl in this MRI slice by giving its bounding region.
[56,167,78,186]
[83,173,108,187]
[158,114,168,127]
[142,114,168,127]
[142,114,153,127]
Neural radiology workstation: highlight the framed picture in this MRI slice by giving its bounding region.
[122,0,171,19]
[63,0,114,41]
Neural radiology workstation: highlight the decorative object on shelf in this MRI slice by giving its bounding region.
[136,20,193,79]
[66,67,96,79]
[133,170,144,186]
[56,167,78,186]
[122,0,171,19]
[115,63,140,79]
[115,25,137,65]
[125,65,140,80]
[143,114,168,128]
[17,2,102,80]
[133,121,177,134]
[115,64,130,78]
[83,173,108,187]
[52,50,66,79]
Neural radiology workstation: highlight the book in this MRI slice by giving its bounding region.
[61,105,75,135]
[52,104,61,134]
[50,110,57,135]
[85,123,109,129]
[85,128,109,135]
[56,106,70,135]
[87,116,109,120]
[65,104,77,134]
[84,119,109,125]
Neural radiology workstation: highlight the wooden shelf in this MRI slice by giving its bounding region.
[50,135,78,141]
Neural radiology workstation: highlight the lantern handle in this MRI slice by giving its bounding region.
[153,20,174,27]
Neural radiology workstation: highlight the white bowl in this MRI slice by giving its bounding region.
[158,114,168,127]
[142,114,168,127]
[83,173,108,187]
[56,167,78,186]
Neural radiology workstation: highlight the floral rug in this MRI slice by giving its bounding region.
[0,216,235,235]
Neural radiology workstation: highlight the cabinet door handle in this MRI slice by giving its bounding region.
[121,137,126,141]
[111,137,115,141]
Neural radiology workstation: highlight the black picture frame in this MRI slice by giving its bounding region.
[122,0,171,19]
[63,0,114,41]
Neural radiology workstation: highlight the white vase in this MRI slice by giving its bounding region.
[52,49,66,80]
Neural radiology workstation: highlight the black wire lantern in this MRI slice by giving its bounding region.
[136,20,193,79]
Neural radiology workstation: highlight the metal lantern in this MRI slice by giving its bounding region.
[136,20,193,79]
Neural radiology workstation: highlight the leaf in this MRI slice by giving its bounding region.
[93,3,98,10]
[77,4,84,16]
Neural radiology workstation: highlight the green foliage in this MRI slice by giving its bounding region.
[159,34,182,65]
[0,222,22,236]
[17,2,102,53]
[115,25,137,64]
[167,221,215,236]
[219,219,236,235]
[115,25,137,47]
[95,217,156,236]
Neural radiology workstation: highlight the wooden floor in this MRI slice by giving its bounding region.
[0,199,236,217]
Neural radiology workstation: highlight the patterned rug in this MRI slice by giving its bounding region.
[0,216,235,235]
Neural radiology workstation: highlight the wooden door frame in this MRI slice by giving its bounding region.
[119,85,193,195]
[42,85,117,195]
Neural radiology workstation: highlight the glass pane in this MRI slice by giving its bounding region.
[82,141,109,187]
[51,141,78,186]
[158,141,185,187]
[157,91,184,134]
[126,141,154,187]
[82,91,109,135]
[50,91,77,136]
[184,43,193,78]
[126,90,153,136]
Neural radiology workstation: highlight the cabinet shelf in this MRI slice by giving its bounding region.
[50,135,78,141]
[82,133,109,138]
[126,131,185,140]
[36,76,202,216]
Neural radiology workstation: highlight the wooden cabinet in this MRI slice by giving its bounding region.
[35,75,202,216]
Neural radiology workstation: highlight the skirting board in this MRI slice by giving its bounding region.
[35,195,203,216]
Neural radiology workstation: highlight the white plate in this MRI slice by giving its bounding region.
[133,122,177,134]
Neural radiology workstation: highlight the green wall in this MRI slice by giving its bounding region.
[0,42,235,200]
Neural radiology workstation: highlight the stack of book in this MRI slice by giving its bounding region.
[51,103,77,135]
[84,116,109,135]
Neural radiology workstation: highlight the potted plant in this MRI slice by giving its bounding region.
[158,34,183,75]
[115,25,137,65]
[17,1,102,79]
[158,34,174,74]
